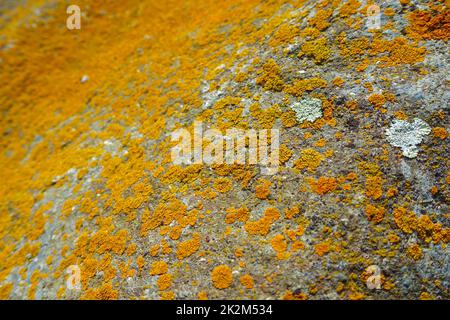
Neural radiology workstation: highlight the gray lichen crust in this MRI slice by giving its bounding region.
[386,118,432,158]
[290,97,323,123]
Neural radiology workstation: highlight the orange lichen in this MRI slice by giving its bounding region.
[213,177,233,193]
[384,8,395,17]
[294,148,324,172]
[313,138,326,148]
[432,127,448,140]
[284,206,300,219]
[339,0,361,18]
[225,207,250,224]
[280,110,298,128]
[28,202,51,241]
[393,207,450,244]
[300,37,331,63]
[157,274,173,291]
[150,244,160,257]
[235,72,248,83]
[363,82,373,92]
[419,292,434,300]
[140,199,187,236]
[292,240,305,252]
[278,144,293,164]
[284,78,327,97]
[356,58,370,72]
[314,242,330,257]
[332,77,345,87]
[127,243,137,256]
[256,59,284,91]
[309,9,333,31]
[370,37,426,67]
[160,291,175,300]
[0,0,446,301]
[255,179,272,200]
[235,248,244,258]
[346,172,358,181]
[271,234,288,259]
[81,283,118,300]
[406,9,450,41]
[176,233,201,259]
[394,111,408,120]
[368,94,386,111]
[28,270,47,299]
[406,244,423,261]
[365,176,383,200]
[269,24,300,46]
[308,177,337,195]
[240,274,254,289]
[198,291,208,300]
[393,207,417,234]
[244,207,280,236]
[283,290,308,300]
[211,265,233,289]
[0,283,13,299]
[365,204,385,223]
[431,186,438,195]
[249,103,281,129]
[149,261,168,276]
[169,226,183,240]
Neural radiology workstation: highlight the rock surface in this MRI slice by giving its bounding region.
[0,0,448,300]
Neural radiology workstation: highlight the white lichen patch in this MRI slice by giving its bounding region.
[386,118,431,158]
[290,97,323,123]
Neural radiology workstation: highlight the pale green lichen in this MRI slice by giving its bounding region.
[290,97,323,123]
[386,118,431,158]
